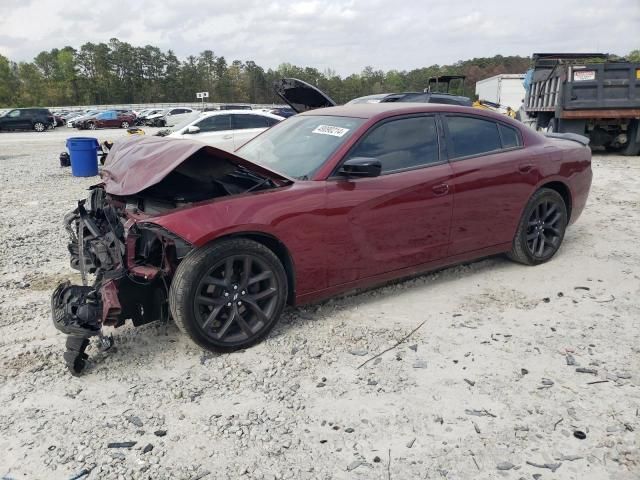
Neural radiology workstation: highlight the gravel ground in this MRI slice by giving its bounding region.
[0,128,639,480]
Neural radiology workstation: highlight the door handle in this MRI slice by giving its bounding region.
[432,184,449,196]
[223,135,233,140]
[518,164,533,174]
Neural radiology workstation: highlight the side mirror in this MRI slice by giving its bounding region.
[185,125,200,134]
[338,157,381,178]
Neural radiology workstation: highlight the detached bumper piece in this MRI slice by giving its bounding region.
[51,282,102,375]
[51,276,169,375]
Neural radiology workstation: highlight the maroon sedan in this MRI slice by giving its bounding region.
[75,110,136,130]
[52,103,592,374]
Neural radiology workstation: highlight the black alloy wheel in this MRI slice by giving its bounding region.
[526,199,563,257]
[170,238,288,351]
[508,188,567,265]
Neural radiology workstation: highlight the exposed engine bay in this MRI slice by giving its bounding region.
[51,136,288,374]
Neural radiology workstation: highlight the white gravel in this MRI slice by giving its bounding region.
[0,128,639,480]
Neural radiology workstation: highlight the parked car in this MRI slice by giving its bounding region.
[0,108,55,132]
[75,110,136,130]
[145,108,198,127]
[53,102,592,374]
[219,104,252,110]
[268,107,296,118]
[67,110,103,128]
[135,109,163,125]
[275,77,473,112]
[167,110,284,151]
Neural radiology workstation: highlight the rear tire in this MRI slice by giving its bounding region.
[33,122,45,132]
[508,188,567,265]
[120,121,129,129]
[169,238,288,352]
[88,122,96,130]
[621,120,640,156]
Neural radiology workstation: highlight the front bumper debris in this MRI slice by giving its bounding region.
[52,187,176,375]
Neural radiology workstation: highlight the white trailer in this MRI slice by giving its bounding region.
[475,74,526,111]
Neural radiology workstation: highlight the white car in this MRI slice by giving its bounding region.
[146,108,199,127]
[167,110,284,151]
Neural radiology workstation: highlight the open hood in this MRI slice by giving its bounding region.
[273,78,337,113]
[100,135,291,196]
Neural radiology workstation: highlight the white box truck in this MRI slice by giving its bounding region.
[475,74,526,111]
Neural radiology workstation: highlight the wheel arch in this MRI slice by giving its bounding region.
[538,181,573,221]
[202,231,296,305]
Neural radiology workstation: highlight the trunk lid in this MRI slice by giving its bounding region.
[273,78,337,113]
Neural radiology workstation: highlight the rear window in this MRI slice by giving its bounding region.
[446,116,502,158]
[498,124,522,148]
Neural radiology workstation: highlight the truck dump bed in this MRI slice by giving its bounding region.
[525,53,640,118]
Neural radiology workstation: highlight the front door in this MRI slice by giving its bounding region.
[193,114,235,151]
[323,115,454,285]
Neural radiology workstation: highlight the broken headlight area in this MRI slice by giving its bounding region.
[53,186,192,375]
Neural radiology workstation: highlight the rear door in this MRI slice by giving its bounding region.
[444,114,538,255]
[324,114,454,284]
[231,114,279,149]
[190,114,234,150]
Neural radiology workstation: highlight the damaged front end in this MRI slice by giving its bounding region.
[53,186,189,374]
[52,136,291,375]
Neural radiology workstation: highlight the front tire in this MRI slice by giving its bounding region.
[508,188,567,265]
[169,238,288,352]
[88,122,96,130]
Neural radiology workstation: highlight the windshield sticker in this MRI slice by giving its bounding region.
[312,125,350,137]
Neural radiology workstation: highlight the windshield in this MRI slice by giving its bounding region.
[236,115,364,179]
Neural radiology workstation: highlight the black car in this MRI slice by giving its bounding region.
[274,77,473,112]
[0,108,55,132]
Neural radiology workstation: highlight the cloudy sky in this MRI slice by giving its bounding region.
[0,0,637,75]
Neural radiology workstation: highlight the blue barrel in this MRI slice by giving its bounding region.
[66,137,100,177]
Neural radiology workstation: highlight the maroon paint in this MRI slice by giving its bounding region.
[143,104,591,306]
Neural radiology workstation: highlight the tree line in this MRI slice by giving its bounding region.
[1,38,638,108]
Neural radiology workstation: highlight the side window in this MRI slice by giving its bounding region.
[346,116,439,173]
[8,110,20,118]
[446,116,501,159]
[264,117,281,127]
[233,114,270,129]
[498,124,522,149]
[195,115,231,133]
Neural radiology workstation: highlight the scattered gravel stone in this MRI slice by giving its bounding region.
[496,461,515,470]
[347,460,364,471]
[349,349,368,356]
[412,360,428,369]
[576,367,598,375]
[566,354,576,365]
[142,444,154,454]
[153,430,167,437]
[126,415,143,428]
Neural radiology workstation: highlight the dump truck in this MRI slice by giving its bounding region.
[523,53,640,155]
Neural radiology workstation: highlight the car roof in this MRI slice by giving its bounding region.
[198,109,283,119]
[298,103,515,123]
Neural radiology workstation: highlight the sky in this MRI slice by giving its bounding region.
[0,0,638,75]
